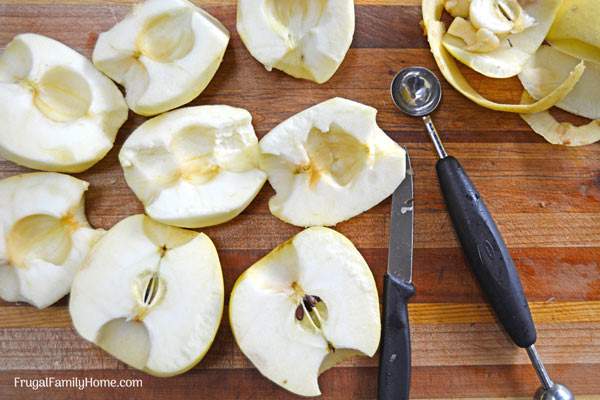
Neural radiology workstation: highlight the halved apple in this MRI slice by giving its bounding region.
[0,173,102,309]
[69,214,224,377]
[229,227,381,397]
[259,97,405,227]
[93,0,230,116]
[0,33,128,172]
[237,0,355,83]
[119,106,266,228]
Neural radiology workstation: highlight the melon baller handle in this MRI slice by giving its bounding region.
[426,116,573,400]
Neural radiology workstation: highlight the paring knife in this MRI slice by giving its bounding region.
[377,151,414,400]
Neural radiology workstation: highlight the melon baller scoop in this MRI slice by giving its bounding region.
[390,66,573,400]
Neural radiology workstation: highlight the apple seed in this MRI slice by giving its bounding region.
[295,304,304,321]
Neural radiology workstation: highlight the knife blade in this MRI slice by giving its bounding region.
[378,151,415,400]
[387,152,414,283]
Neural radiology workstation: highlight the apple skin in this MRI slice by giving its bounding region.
[519,45,600,120]
[442,0,562,78]
[547,0,600,65]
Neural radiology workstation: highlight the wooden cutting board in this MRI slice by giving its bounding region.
[1,1,599,398]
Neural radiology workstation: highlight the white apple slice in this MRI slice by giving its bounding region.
[93,0,230,116]
[119,106,266,228]
[0,173,103,309]
[237,0,355,84]
[69,214,224,377]
[259,97,405,227]
[0,34,128,173]
[230,227,381,397]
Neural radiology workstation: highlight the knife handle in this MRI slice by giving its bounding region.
[378,273,415,400]
[436,156,537,348]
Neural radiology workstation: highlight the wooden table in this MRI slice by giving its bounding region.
[1,1,599,398]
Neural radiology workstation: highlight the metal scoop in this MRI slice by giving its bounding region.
[390,66,574,400]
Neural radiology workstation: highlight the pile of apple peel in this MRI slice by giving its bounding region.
[422,0,600,146]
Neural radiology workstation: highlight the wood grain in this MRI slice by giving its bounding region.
[3,301,600,328]
[0,1,599,399]
[1,303,599,371]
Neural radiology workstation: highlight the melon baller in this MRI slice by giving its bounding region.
[389,66,574,400]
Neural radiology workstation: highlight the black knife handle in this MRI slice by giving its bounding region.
[436,156,536,348]
[378,273,415,400]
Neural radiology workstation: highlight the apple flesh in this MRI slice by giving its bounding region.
[0,173,103,309]
[0,33,128,172]
[69,214,224,377]
[237,0,355,83]
[93,0,230,116]
[119,106,266,228]
[229,227,381,397]
[259,97,406,227]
